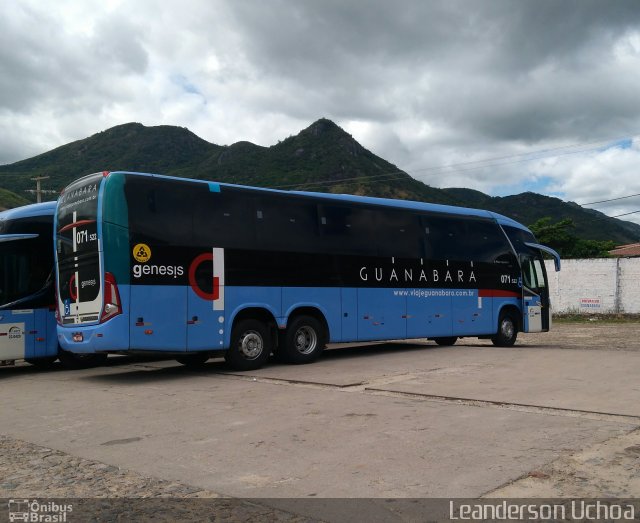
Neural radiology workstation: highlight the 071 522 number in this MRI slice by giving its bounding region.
[76,230,97,244]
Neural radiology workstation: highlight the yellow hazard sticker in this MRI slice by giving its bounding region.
[133,243,152,263]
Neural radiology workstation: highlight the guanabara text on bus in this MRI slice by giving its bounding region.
[55,171,561,370]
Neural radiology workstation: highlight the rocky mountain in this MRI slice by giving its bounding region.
[1,118,638,243]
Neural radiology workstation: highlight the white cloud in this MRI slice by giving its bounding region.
[538,141,640,220]
[1,0,640,225]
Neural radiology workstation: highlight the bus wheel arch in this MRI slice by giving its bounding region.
[226,308,277,370]
[279,307,328,364]
[492,306,520,347]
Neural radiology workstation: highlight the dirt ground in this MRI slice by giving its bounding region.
[1,321,639,521]
[477,321,640,498]
[462,318,640,352]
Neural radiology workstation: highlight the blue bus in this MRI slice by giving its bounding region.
[1,202,106,368]
[55,171,560,370]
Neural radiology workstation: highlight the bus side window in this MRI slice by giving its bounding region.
[376,210,424,258]
[255,197,318,252]
[126,178,197,245]
[317,205,373,256]
[422,215,459,261]
[466,220,515,264]
[192,188,256,249]
[503,225,537,254]
[423,215,515,264]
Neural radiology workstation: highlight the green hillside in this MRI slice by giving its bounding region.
[441,189,639,243]
[1,118,638,243]
[0,188,29,210]
[0,123,217,198]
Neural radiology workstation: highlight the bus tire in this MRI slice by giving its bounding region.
[281,315,327,364]
[176,353,210,367]
[433,336,457,346]
[225,319,271,370]
[491,311,518,347]
[58,349,107,369]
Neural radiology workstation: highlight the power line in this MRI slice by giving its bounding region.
[276,134,639,191]
[591,209,640,221]
[579,193,640,206]
[603,209,640,219]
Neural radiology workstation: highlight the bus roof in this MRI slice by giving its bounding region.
[0,201,57,221]
[101,171,532,233]
[290,189,530,231]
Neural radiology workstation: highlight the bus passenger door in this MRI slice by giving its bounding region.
[520,252,550,333]
[187,249,225,351]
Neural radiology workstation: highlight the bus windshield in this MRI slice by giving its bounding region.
[0,208,55,309]
[0,237,52,307]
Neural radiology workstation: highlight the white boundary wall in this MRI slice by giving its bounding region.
[544,258,640,314]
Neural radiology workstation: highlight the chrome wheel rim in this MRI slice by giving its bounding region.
[501,318,514,339]
[238,330,263,360]
[293,326,317,355]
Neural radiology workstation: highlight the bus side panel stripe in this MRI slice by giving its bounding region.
[478,289,520,298]
[213,247,225,311]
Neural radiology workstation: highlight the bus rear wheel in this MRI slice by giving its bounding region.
[492,311,518,347]
[281,315,327,364]
[225,319,271,371]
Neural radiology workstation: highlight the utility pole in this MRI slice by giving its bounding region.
[30,176,50,203]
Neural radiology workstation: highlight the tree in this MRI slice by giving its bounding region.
[529,217,575,254]
[528,217,615,258]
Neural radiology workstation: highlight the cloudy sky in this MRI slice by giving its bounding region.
[2,0,640,224]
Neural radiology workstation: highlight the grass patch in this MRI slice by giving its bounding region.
[553,313,640,324]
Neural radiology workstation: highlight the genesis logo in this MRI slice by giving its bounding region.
[132,264,184,279]
[133,243,152,263]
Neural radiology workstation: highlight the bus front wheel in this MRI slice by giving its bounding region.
[281,315,327,364]
[491,312,518,347]
[225,319,271,370]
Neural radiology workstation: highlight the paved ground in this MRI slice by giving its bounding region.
[1,322,639,521]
